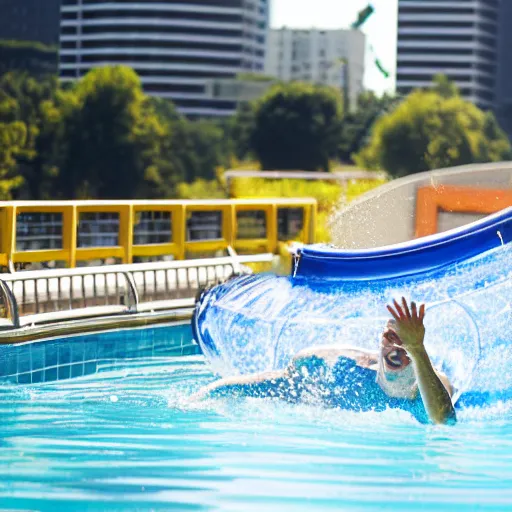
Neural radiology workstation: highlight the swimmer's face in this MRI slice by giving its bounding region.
[380,320,411,372]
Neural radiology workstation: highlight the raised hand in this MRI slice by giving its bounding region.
[386,297,426,357]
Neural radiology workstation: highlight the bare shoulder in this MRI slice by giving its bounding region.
[292,345,378,368]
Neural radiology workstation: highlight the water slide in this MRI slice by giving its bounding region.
[193,164,512,412]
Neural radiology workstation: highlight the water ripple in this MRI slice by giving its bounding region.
[1,355,512,511]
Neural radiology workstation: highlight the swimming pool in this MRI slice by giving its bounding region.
[1,323,512,511]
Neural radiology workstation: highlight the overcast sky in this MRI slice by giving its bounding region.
[270,0,398,95]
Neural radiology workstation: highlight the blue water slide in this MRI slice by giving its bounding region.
[193,207,512,409]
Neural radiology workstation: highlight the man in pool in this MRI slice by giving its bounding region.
[193,298,456,425]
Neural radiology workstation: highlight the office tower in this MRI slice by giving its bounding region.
[396,0,498,109]
[265,28,365,110]
[59,0,269,117]
[0,0,61,45]
[496,0,512,137]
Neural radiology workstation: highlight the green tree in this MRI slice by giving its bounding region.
[478,111,512,163]
[250,82,344,171]
[0,121,25,198]
[0,91,25,198]
[225,101,256,161]
[339,91,398,163]
[432,73,459,99]
[355,79,511,177]
[0,72,60,198]
[150,96,231,183]
[56,66,173,199]
[0,40,58,77]
[173,119,229,182]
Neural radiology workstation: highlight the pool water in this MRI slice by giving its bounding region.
[1,326,512,511]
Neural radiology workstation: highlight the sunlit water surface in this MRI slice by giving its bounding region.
[1,355,512,511]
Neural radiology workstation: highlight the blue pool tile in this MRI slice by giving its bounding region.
[31,370,44,384]
[45,343,58,367]
[17,350,31,374]
[18,372,31,384]
[114,341,130,359]
[137,338,154,352]
[98,341,115,360]
[84,361,97,377]
[182,344,200,356]
[0,355,6,377]
[58,364,70,380]
[84,340,97,362]
[44,367,58,382]
[71,363,84,378]
[153,344,171,356]
[6,353,17,376]
[58,344,71,366]
[31,343,46,372]
[1,322,196,385]
[71,340,84,363]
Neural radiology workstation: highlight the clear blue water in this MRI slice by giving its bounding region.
[1,324,512,511]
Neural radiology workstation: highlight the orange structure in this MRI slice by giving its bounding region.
[415,185,512,238]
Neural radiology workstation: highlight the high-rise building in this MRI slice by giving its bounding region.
[396,0,498,110]
[496,0,512,138]
[0,0,61,46]
[59,0,269,117]
[265,28,365,110]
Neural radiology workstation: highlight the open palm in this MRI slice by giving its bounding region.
[386,297,426,356]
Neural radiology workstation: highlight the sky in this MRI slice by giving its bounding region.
[270,0,398,95]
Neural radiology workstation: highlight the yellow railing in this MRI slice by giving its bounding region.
[0,199,317,268]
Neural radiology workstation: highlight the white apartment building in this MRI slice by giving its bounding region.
[265,28,366,110]
[59,0,269,117]
[396,0,499,109]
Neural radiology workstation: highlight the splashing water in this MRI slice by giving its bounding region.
[2,353,512,511]
[196,242,512,410]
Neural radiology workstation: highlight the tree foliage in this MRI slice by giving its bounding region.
[0,66,238,199]
[339,91,398,163]
[0,116,26,198]
[1,66,511,200]
[0,71,61,198]
[250,82,344,171]
[52,66,174,198]
[170,118,229,182]
[0,39,58,77]
[150,96,231,183]
[355,77,512,177]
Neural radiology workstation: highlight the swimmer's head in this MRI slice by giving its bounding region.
[381,320,411,371]
[376,320,418,399]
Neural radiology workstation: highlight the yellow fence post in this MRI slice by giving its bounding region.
[226,203,236,249]
[309,202,317,244]
[63,204,77,268]
[5,206,16,268]
[301,203,312,245]
[268,203,278,254]
[0,199,317,266]
[119,203,134,264]
[174,204,186,260]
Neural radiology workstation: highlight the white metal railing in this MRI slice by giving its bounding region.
[0,253,274,329]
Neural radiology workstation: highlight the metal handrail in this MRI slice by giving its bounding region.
[0,255,273,281]
[0,279,20,328]
[0,253,274,329]
[122,271,139,311]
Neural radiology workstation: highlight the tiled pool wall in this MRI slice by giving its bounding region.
[0,323,199,385]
